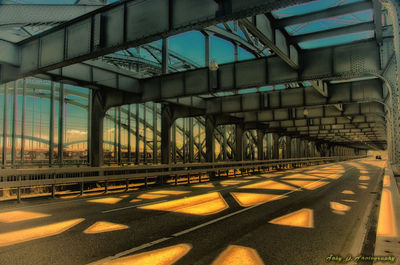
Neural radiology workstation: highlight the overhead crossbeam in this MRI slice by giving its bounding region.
[0,0,317,84]
[0,40,19,66]
[277,1,373,27]
[205,79,383,114]
[141,40,381,102]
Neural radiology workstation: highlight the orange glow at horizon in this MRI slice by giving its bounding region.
[101,243,192,265]
[269,208,314,228]
[84,221,128,234]
[0,211,50,223]
[377,189,397,237]
[211,245,265,265]
[0,218,84,247]
[231,192,287,207]
[139,192,228,215]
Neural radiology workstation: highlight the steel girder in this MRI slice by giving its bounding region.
[141,40,382,101]
[0,0,317,83]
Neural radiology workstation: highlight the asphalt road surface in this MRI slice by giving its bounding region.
[0,158,386,265]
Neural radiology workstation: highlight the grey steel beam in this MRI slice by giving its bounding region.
[49,81,55,166]
[277,1,373,27]
[0,40,19,66]
[205,79,383,114]
[143,103,147,164]
[118,106,122,165]
[89,90,106,167]
[292,22,375,44]
[162,38,169,74]
[141,40,381,102]
[135,104,140,164]
[373,0,383,44]
[58,83,64,165]
[2,0,315,83]
[161,103,172,164]
[21,79,26,166]
[11,81,17,167]
[153,103,157,164]
[127,104,131,163]
[2,84,8,167]
[0,5,104,28]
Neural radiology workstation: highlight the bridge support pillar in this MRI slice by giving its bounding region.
[205,116,216,163]
[257,130,264,160]
[235,124,244,161]
[286,136,292,159]
[272,133,280,159]
[161,104,174,165]
[89,90,106,167]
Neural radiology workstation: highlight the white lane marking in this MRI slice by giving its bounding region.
[101,200,168,214]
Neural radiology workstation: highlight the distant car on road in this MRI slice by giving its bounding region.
[376,155,382,159]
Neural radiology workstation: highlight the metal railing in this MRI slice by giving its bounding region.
[0,156,365,190]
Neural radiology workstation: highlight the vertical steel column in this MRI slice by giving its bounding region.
[49,82,55,167]
[143,103,147,164]
[2,84,8,168]
[58,84,64,165]
[189,117,194,162]
[11,81,17,167]
[153,103,157,164]
[182,118,186,163]
[135,104,140,164]
[257,130,264,160]
[162,38,169,74]
[198,119,201,162]
[172,122,176,163]
[286,136,292,159]
[113,109,117,163]
[127,105,131,164]
[21,79,26,166]
[117,107,121,165]
[204,33,210,67]
[86,88,90,166]
[88,90,106,167]
[205,116,215,163]
[222,125,227,160]
[272,134,280,159]
[161,104,172,164]
[235,124,244,161]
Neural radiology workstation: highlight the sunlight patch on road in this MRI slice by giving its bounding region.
[0,211,50,223]
[0,218,84,247]
[330,201,351,215]
[137,194,168,200]
[358,185,368,189]
[88,197,122,204]
[269,208,314,228]
[193,183,215,188]
[359,176,370,181]
[138,192,228,215]
[240,180,298,191]
[211,245,265,265]
[230,192,287,207]
[149,190,191,195]
[130,199,141,203]
[342,199,357,203]
[341,190,355,195]
[100,243,192,265]
[377,189,397,237]
[220,180,249,187]
[281,174,321,180]
[282,180,328,190]
[84,221,128,234]
[244,176,260,180]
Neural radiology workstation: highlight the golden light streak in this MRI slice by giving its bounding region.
[240,180,297,191]
[383,175,390,187]
[139,192,228,215]
[330,202,351,212]
[359,176,370,181]
[137,194,168,200]
[193,183,215,188]
[259,173,282,178]
[341,190,355,195]
[377,189,397,237]
[0,211,50,223]
[358,185,368,189]
[211,245,265,265]
[0,218,84,247]
[149,190,190,195]
[244,176,260,180]
[281,174,321,180]
[87,197,122,204]
[220,180,249,187]
[269,208,314,228]
[130,199,141,203]
[84,221,128,234]
[360,170,368,174]
[231,192,286,207]
[323,174,342,179]
[120,195,129,198]
[282,180,328,190]
[342,199,357,203]
[101,243,192,265]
